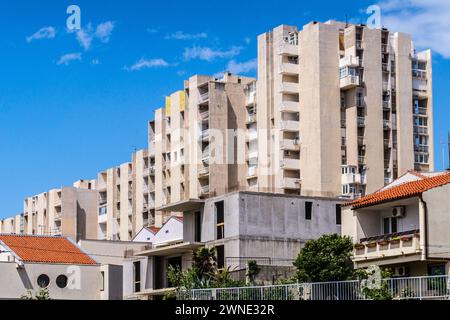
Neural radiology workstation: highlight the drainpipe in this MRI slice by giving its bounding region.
[419,195,428,261]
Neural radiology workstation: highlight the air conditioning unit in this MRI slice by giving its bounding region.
[393,266,407,277]
[392,206,406,218]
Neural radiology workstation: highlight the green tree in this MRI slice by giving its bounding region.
[21,288,51,300]
[193,247,217,280]
[294,234,354,283]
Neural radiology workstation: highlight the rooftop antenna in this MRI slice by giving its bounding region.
[345,14,349,28]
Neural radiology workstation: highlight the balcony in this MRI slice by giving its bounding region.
[358,136,366,146]
[382,82,390,92]
[246,114,257,124]
[246,91,256,106]
[280,100,300,113]
[279,63,299,75]
[412,69,427,80]
[414,108,428,116]
[414,145,429,153]
[382,63,389,73]
[279,82,299,94]
[280,158,301,170]
[342,172,362,185]
[246,130,258,142]
[98,213,107,224]
[278,42,298,56]
[200,185,210,197]
[356,40,364,50]
[198,166,210,178]
[280,120,300,132]
[358,156,366,165]
[383,120,392,130]
[247,166,257,178]
[383,101,390,110]
[282,177,301,189]
[340,75,360,90]
[339,56,360,68]
[384,139,391,149]
[198,129,210,142]
[357,117,365,127]
[248,149,258,160]
[198,92,209,104]
[381,43,389,54]
[199,111,209,122]
[353,230,421,264]
[280,138,300,150]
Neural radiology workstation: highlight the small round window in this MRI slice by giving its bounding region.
[56,275,68,289]
[37,274,50,288]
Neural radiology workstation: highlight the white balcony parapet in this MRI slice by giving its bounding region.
[279,63,300,75]
[353,231,421,263]
[339,56,360,68]
[282,177,302,189]
[280,100,300,113]
[281,138,301,150]
[280,120,300,132]
[340,75,360,90]
[280,158,301,170]
[279,82,299,94]
[198,92,209,104]
[278,42,298,56]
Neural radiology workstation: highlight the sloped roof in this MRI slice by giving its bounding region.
[0,234,97,265]
[347,172,450,209]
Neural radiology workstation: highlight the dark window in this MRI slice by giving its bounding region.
[194,211,202,242]
[37,274,50,288]
[56,275,68,289]
[336,205,342,225]
[216,245,225,269]
[383,218,391,234]
[216,201,225,240]
[391,217,398,233]
[100,271,105,291]
[134,261,141,293]
[305,202,313,220]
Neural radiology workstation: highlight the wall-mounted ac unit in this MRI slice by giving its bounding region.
[392,206,406,218]
[393,266,407,277]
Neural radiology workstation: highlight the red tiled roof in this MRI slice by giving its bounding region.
[347,172,450,209]
[146,226,161,234]
[0,235,97,265]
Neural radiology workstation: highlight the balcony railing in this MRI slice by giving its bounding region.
[414,145,429,153]
[198,92,209,104]
[278,42,298,56]
[355,230,421,262]
[179,275,450,300]
[339,56,360,68]
[200,185,210,197]
[412,69,427,80]
[414,126,428,135]
[280,120,300,132]
[199,111,209,121]
[357,117,365,127]
[340,75,360,90]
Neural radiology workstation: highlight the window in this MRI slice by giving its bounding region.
[216,245,225,270]
[133,261,141,293]
[383,217,398,234]
[100,271,105,291]
[216,201,225,240]
[336,205,342,225]
[37,274,50,288]
[56,275,68,289]
[194,211,202,242]
[305,202,313,220]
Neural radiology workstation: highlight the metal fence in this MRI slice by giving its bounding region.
[178,275,450,301]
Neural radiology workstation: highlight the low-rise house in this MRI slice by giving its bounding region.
[133,191,343,299]
[342,172,450,277]
[0,234,120,300]
[133,226,161,243]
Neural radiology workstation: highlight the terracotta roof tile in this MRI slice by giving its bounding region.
[347,172,450,209]
[0,235,97,265]
[146,226,161,234]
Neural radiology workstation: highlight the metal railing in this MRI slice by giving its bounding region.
[178,275,450,301]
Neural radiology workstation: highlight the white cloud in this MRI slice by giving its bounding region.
[95,21,115,43]
[92,59,100,65]
[378,0,450,58]
[26,27,56,43]
[125,58,170,71]
[244,37,251,45]
[76,25,93,50]
[147,28,160,34]
[165,31,208,40]
[226,59,257,75]
[183,46,242,61]
[75,21,115,50]
[57,53,82,66]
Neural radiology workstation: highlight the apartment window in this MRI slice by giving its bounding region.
[216,201,225,240]
[305,202,313,220]
[216,245,225,270]
[383,217,398,235]
[194,211,202,242]
[336,205,342,225]
[133,261,141,293]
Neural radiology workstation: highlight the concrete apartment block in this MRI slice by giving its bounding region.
[97,149,151,241]
[257,21,434,200]
[0,185,98,242]
[149,73,256,227]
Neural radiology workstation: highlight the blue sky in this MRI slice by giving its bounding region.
[0,0,449,218]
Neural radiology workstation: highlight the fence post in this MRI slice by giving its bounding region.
[419,277,423,300]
